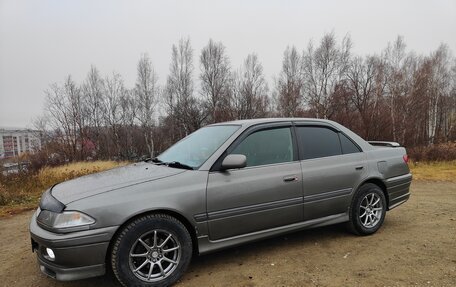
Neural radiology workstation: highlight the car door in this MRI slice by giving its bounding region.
[206,123,303,240]
[295,123,367,220]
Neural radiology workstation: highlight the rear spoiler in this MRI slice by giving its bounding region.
[368,141,401,147]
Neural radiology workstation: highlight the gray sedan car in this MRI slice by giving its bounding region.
[30,118,412,287]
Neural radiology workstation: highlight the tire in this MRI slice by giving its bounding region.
[348,183,387,235]
[111,214,192,287]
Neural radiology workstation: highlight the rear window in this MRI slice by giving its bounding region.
[339,133,361,154]
[296,126,342,160]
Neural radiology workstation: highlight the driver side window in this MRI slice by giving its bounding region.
[231,127,293,167]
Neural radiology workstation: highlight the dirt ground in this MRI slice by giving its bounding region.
[1,181,455,287]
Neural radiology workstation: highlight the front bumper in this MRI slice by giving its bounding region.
[36,256,105,281]
[29,210,118,281]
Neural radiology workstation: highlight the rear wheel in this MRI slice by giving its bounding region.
[348,183,386,235]
[111,214,192,287]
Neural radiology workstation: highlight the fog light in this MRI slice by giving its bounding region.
[46,248,55,260]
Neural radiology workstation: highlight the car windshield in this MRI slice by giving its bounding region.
[156,125,240,169]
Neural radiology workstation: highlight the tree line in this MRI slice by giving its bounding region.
[36,32,456,161]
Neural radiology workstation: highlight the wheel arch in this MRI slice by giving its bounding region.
[105,208,199,265]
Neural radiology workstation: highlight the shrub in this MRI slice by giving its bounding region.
[408,142,456,162]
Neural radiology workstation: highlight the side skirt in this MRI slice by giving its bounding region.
[197,212,349,255]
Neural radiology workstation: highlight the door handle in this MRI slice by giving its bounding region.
[355,166,364,170]
[283,176,298,182]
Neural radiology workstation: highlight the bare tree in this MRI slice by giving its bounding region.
[44,76,85,160]
[232,54,269,119]
[346,55,377,138]
[81,66,104,154]
[383,36,407,142]
[427,44,453,144]
[102,72,126,157]
[302,32,352,118]
[383,36,424,144]
[165,38,205,139]
[135,54,160,158]
[448,59,456,140]
[200,39,232,123]
[119,89,137,158]
[276,46,304,116]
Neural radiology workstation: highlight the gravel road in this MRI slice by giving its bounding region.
[1,181,455,287]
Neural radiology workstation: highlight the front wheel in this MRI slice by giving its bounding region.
[348,183,387,235]
[111,214,192,287]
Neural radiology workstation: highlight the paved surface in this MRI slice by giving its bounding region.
[1,181,455,287]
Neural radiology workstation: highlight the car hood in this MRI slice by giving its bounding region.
[51,162,186,204]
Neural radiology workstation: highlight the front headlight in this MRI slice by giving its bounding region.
[37,210,95,233]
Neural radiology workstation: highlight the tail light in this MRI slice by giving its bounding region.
[403,154,409,164]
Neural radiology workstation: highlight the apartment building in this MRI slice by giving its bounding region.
[0,128,42,158]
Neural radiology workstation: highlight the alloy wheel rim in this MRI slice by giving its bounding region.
[129,229,181,282]
[359,193,383,228]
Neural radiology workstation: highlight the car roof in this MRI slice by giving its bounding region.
[209,117,337,128]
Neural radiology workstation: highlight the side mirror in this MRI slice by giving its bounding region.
[221,154,247,170]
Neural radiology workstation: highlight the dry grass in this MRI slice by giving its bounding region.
[0,161,128,217]
[37,161,127,189]
[1,160,454,217]
[409,161,456,181]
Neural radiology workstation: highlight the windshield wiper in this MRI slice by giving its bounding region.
[163,161,194,170]
[143,157,162,163]
[150,157,163,163]
[145,157,193,170]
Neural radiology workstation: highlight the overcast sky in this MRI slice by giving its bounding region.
[1,0,455,127]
